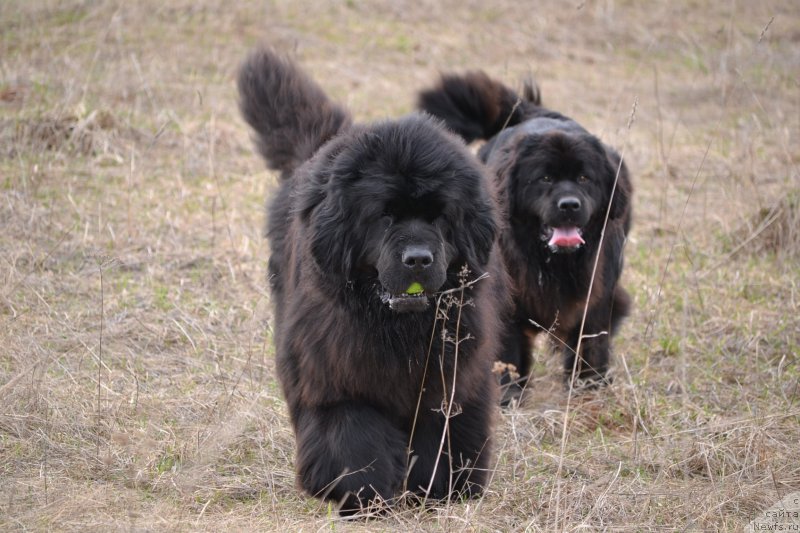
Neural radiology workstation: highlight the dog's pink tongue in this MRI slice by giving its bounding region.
[549,227,585,247]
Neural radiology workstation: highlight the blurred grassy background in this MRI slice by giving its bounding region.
[1,1,798,530]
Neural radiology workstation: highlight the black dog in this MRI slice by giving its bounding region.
[238,50,508,514]
[418,71,632,399]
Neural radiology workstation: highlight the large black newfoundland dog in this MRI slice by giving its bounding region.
[238,50,508,514]
[418,72,632,399]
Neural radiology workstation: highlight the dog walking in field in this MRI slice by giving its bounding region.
[419,71,632,401]
[239,49,510,514]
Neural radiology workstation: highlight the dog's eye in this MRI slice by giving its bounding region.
[540,176,552,184]
[578,175,590,184]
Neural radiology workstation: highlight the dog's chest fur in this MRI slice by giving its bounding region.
[507,233,604,337]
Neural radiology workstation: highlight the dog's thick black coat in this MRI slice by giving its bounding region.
[419,72,632,397]
[238,50,507,514]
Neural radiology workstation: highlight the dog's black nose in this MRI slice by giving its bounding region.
[402,246,434,270]
[558,196,581,212]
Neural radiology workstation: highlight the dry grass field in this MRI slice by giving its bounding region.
[2,1,799,530]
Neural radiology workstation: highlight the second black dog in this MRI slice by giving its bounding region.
[419,72,632,400]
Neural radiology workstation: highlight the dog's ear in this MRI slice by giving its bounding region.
[300,167,359,278]
[457,197,497,268]
[605,150,631,220]
[488,133,541,212]
[585,136,630,221]
[308,195,356,277]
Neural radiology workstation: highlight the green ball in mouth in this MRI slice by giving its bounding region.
[404,282,424,295]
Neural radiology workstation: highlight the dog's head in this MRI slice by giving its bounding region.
[496,129,628,253]
[297,115,497,313]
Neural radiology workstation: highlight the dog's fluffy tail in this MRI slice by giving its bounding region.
[237,48,352,176]
[417,71,539,143]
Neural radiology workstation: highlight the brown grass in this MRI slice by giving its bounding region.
[2,0,799,530]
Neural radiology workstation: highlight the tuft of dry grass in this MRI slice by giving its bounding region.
[730,191,800,261]
[2,0,799,530]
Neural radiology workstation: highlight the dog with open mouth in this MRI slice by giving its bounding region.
[239,49,508,514]
[418,71,632,400]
